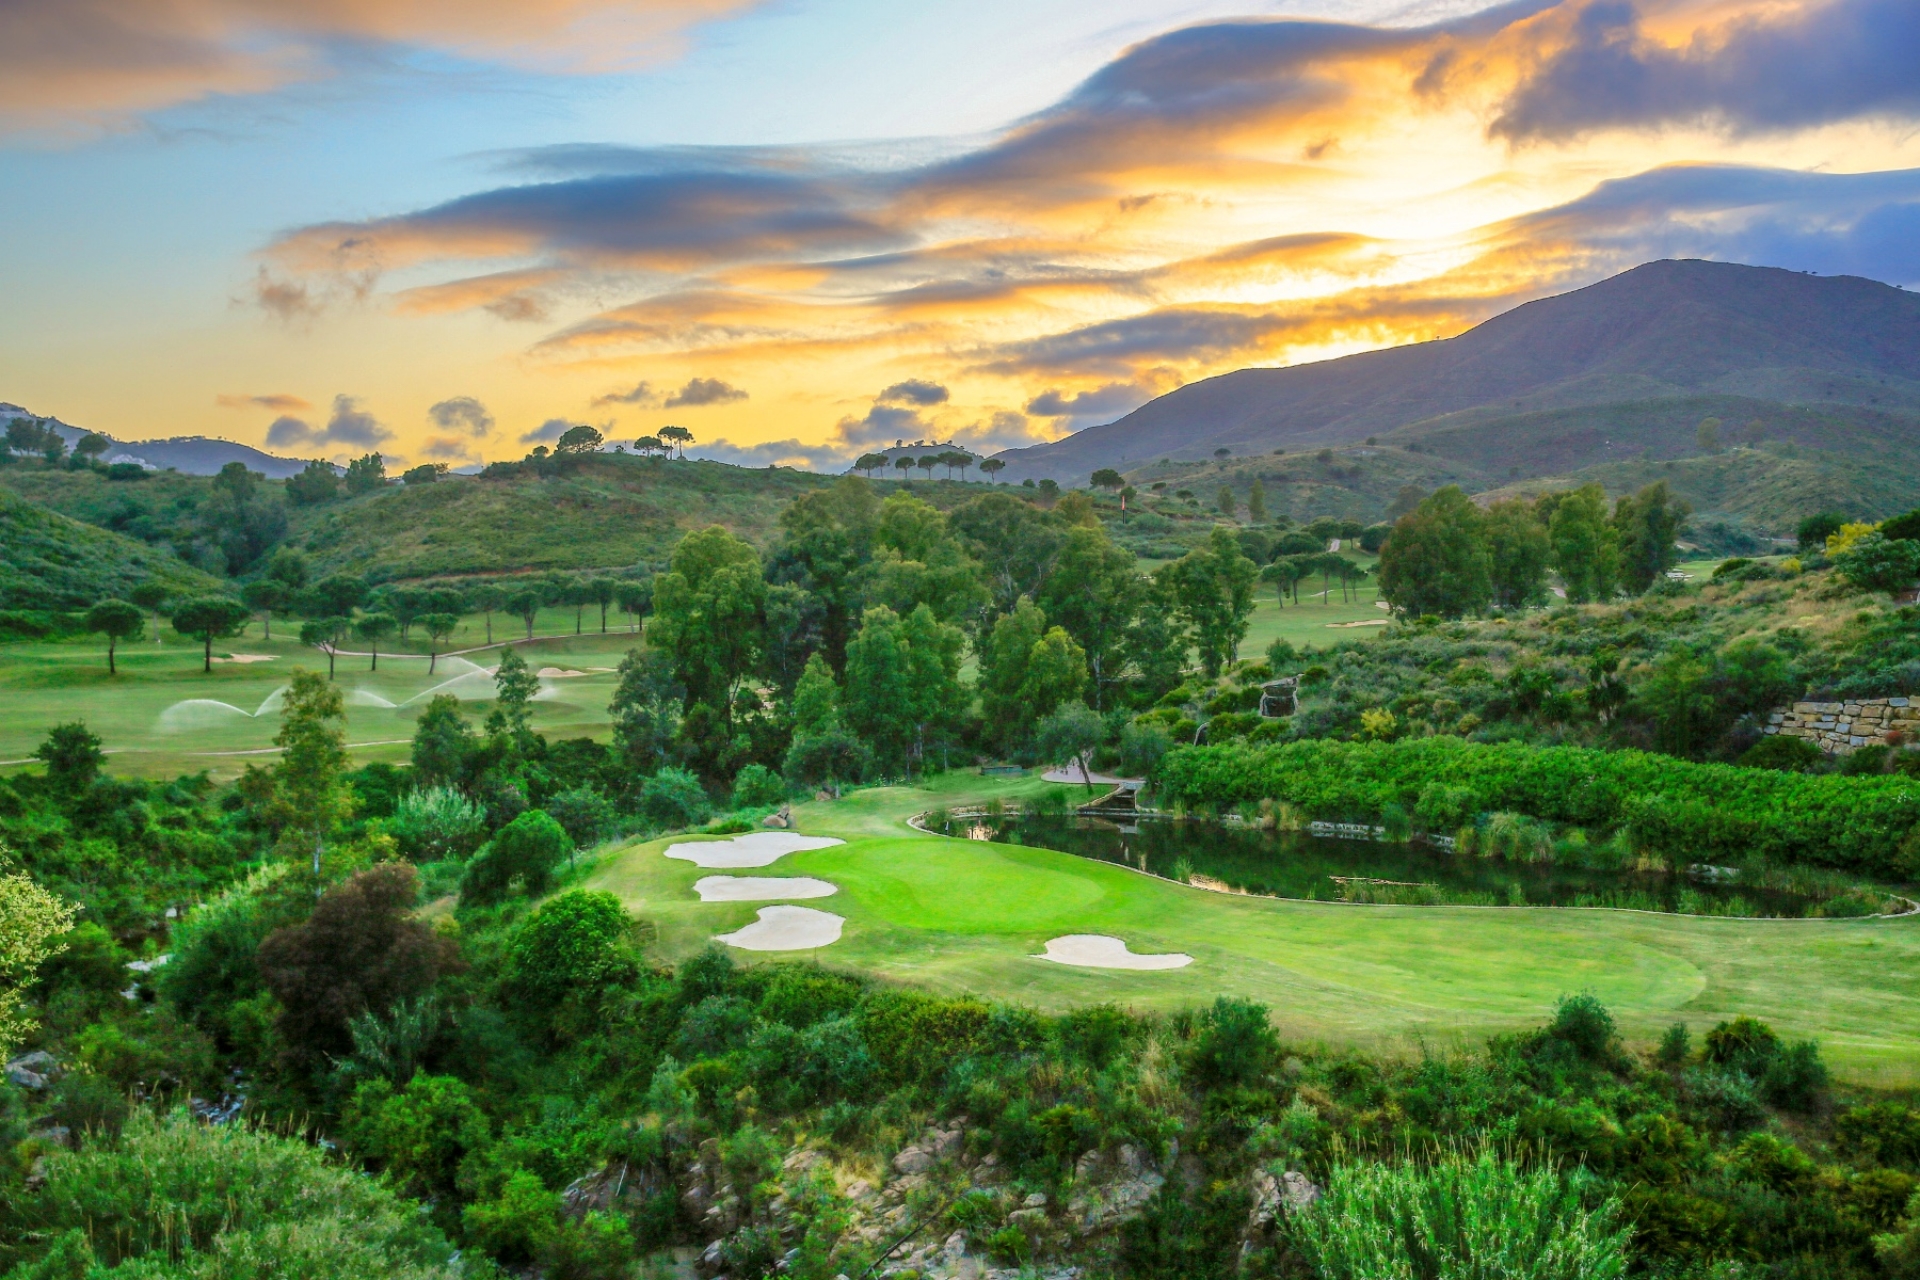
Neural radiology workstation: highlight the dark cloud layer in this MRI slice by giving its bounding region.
[663,376,748,407]
[428,395,494,436]
[876,379,949,406]
[1494,0,1920,141]
[264,394,391,449]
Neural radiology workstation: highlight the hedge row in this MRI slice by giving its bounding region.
[1154,737,1920,875]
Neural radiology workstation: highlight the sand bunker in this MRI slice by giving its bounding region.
[695,876,838,902]
[665,832,843,868]
[538,667,595,678]
[717,905,844,951]
[212,654,276,664]
[1326,619,1389,629]
[1035,935,1192,970]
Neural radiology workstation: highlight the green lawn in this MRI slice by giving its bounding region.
[583,774,1920,1086]
[0,606,646,777]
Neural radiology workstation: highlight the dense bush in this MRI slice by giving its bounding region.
[461,809,572,904]
[1156,737,1920,873]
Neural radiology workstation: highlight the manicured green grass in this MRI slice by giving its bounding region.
[0,607,647,777]
[583,773,1920,1086]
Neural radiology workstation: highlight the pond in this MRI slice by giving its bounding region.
[947,814,1841,917]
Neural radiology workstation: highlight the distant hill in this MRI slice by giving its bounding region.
[2,403,324,478]
[996,261,1920,498]
[0,487,220,612]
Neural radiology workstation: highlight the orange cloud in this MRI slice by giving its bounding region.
[0,0,763,131]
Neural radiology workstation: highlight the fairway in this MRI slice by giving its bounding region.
[0,604,645,777]
[584,774,1920,1087]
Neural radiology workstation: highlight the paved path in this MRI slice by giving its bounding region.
[1041,762,1144,787]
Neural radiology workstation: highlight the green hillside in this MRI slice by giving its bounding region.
[0,487,219,611]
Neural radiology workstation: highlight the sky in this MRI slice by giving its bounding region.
[2,0,1918,470]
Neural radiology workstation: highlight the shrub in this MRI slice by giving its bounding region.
[1185,996,1280,1089]
[1738,735,1824,773]
[2,1109,456,1278]
[1155,737,1920,875]
[388,787,485,861]
[1286,1149,1628,1280]
[256,863,457,1064]
[729,763,786,809]
[544,786,615,849]
[461,809,573,904]
[504,890,637,1009]
[638,767,712,829]
[343,1073,491,1200]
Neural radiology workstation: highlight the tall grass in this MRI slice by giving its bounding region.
[1286,1149,1627,1280]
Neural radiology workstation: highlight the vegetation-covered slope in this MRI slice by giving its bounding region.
[1004,259,1920,480]
[0,487,218,611]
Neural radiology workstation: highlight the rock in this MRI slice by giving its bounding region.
[942,1230,968,1262]
[6,1064,46,1090]
[1280,1171,1322,1210]
[1022,1192,1048,1210]
[845,1178,875,1200]
[893,1146,935,1175]
[763,806,792,829]
[930,1127,964,1159]
[700,1240,725,1269]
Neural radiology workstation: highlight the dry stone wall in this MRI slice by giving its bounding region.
[1763,697,1919,754]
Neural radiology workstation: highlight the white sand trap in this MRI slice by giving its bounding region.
[212,653,276,664]
[1326,619,1390,629]
[695,875,838,902]
[1035,935,1192,970]
[538,667,595,678]
[717,905,844,951]
[665,832,844,868]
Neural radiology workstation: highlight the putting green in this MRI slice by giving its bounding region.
[584,777,1920,1086]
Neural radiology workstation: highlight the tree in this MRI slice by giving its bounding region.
[344,452,386,495]
[615,580,650,633]
[171,597,252,672]
[1036,524,1141,709]
[585,576,618,633]
[1483,498,1551,609]
[980,458,1006,482]
[84,599,143,675]
[1613,480,1690,594]
[893,455,914,480]
[609,647,684,774]
[467,581,505,644]
[555,424,603,455]
[1163,527,1258,677]
[1020,626,1089,719]
[1090,468,1124,495]
[286,458,340,504]
[954,452,973,482]
[507,585,541,640]
[241,579,287,640]
[382,586,427,641]
[273,669,353,873]
[979,597,1048,751]
[354,612,396,671]
[258,863,456,1064]
[0,865,75,1059]
[34,722,104,794]
[411,694,475,790]
[1218,486,1236,518]
[1246,479,1266,522]
[1545,484,1617,603]
[72,432,110,465]
[633,434,664,458]
[307,573,368,619]
[300,615,351,680]
[650,526,766,716]
[402,462,447,484]
[843,603,964,776]
[1377,487,1491,619]
[1797,511,1847,551]
[1035,703,1104,789]
[488,646,540,746]
[1834,532,1920,594]
[1696,416,1723,454]
[659,424,693,458]
[420,612,459,674]
[129,580,169,646]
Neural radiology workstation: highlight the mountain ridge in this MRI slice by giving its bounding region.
[993,260,1920,482]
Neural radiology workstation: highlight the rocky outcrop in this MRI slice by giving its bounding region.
[1763,697,1919,754]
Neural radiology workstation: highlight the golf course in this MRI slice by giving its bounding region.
[583,771,1920,1088]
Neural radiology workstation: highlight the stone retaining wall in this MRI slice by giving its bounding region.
[1763,697,1919,754]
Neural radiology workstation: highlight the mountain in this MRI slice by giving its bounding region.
[0,487,220,613]
[2,403,324,478]
[995,261,1920,484]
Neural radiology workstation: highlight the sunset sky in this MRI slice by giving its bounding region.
[2,0,1917,469]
